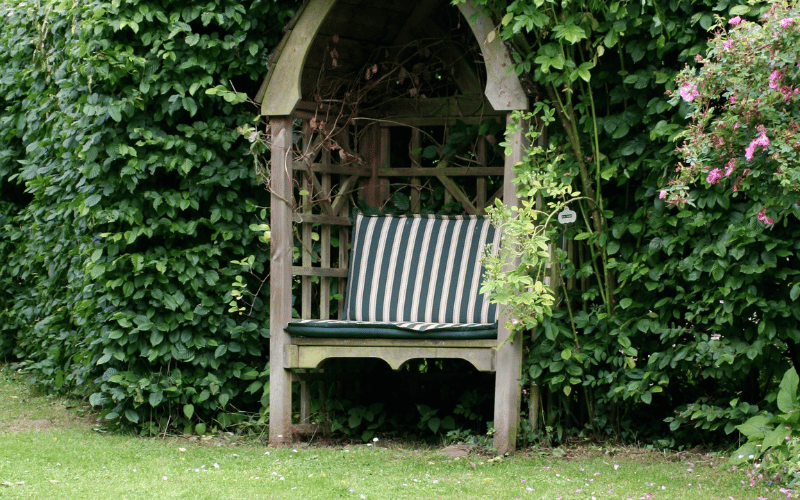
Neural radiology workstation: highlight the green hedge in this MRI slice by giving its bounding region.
[0,0,294,432]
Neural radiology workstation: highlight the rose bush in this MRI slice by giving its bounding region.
[666,2,800,226]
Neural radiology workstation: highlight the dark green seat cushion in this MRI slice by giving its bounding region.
[285,319,498,340]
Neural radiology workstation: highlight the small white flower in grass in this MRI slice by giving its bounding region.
[613,464,619,470]
[265,451,270,455]
[373,437,379,443]
[526,487,533,492]
[178,447,186,452]
[213,463,220,469]
[292,449,298,453]
[162,476,168,481]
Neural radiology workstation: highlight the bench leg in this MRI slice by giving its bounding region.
[269,364,293,446]
[300,374,311,424]
[493,323,523,455]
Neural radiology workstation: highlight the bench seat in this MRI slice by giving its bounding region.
[286,319,498,340]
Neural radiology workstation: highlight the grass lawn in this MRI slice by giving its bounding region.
[0,367,787,500]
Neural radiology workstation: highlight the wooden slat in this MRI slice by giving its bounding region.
[293,163,371,177]
[301,173,312,319]
[377,167,503,177]
[298,166,335,217]
[293,213,352,226]
[321,156,332,320]
[293,266,349,278]
[477,138,487,211]
[410,129,421,212]
[436,174,478,215]
[330,175,360,216]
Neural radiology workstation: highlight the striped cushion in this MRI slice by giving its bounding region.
[343,213,500,324]
[285,319,497,340]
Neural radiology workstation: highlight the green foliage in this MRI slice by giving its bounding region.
[469,0,798,447]
[730,368,800,489]
[329,400,387,442]
[0,0,294,432]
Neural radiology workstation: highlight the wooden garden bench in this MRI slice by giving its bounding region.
[284,211,502,369]
[257,0,530,454]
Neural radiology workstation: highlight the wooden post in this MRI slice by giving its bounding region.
[269,116,294,446]
[493,112,525,455]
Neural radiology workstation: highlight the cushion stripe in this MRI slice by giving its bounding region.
[343,213,498,325]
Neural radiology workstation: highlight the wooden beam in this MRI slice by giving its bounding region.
[293,266,349,278]
[286,342,496,372]
[436,174,478,215]
[260,0,338,116]
[493,112,526,456]
[371,95,500,122]
[377,166,503,177]
[269,117,295,446]
[456,2,527,111]
[294,163,371,177]
[293,213,352,226]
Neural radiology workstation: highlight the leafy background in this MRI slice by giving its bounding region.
[0,0,294,433]
[1,0,795,449]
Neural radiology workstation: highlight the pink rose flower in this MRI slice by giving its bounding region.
[725,159,736,176]
[769,70,783,90]
[659,190,667,199]
[757,206,774,226]
[729,16,742,25]
[707,168,723,185]
[745,126,770,160]
[680,84,700,102]
[723,39,734,49]
[780,18,794,28]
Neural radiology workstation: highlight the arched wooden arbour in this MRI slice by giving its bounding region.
[256,0,528,454]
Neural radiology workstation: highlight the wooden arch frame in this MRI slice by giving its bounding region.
[257,0,529,455]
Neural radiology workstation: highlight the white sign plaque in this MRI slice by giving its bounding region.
[557,206,577,224]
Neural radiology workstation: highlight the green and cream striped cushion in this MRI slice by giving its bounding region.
[285,213,500,339]
[344,213,500,324]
